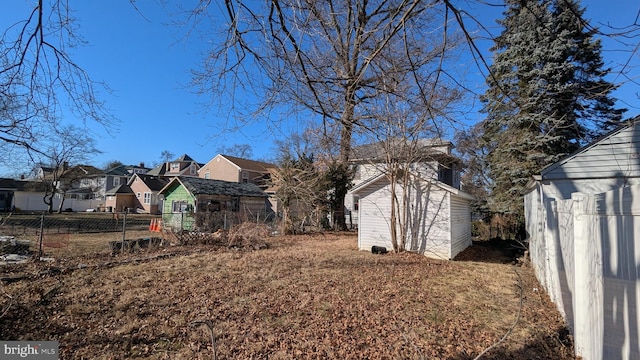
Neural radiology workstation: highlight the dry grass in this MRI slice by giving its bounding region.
[0,233,573,359]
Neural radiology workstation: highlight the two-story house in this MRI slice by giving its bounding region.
[199,154,275,184]
[198,154,277,213]
[147,154,201,178]
[346,138,473,259]
[345,138,461,226]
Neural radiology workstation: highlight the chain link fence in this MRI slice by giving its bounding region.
[0,212,161,261]
[0,211,278,263]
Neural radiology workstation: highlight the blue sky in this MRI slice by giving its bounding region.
[1,0,638,175]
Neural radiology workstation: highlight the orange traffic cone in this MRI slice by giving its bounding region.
[149,218,155,231]
[156,219,162,232]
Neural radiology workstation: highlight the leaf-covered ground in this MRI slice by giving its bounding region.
[0,233,574,359]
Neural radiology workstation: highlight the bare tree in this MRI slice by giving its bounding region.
[272,129,331,234]
[0,0,113,160]
[159,150,175,163]
[188,0,464,229]
[355,83,461,251]
[35,125,100,213]
[217,144,253,158]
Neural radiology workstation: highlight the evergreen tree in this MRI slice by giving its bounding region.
[480,0,624,218]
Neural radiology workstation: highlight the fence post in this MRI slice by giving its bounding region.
[121,212,127,254]
[38,213,44,260]
[571,193,602,359]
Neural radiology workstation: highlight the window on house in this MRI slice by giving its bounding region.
[136,192,141,199]
[143,193,152,204]
[353,195,360,211]
[190,164,197,175]
[242,172,248,183]
[172,200,189,212]
[204,172,210,179]
[170,162,180,171]
[438,164,453,186]
[113,177,120,187]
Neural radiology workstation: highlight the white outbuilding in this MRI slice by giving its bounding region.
[353,173,474,260]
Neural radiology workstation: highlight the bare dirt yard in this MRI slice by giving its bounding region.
[0,232,574,359]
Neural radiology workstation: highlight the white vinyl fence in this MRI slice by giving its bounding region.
[528,186,640,360]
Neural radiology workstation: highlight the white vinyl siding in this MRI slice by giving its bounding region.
[449,195,472,259]
[356,176,472,260]
[357,179,394,251]
[544,125,640,181]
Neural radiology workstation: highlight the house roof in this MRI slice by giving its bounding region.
[351,173,474,201]
[105,165,130,176]
[537,115,640,178]
[64,165,104,178]
[0,178,17,190]
[175,154,195,162]
[146,163,166,176]
[14,180,48,192]
[221,154,277,172]
[350,138,455,163]
[105,185,134,195]
[160,176,266,198]
[128,174,169,191]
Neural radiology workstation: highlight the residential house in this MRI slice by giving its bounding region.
[524,117,640,360]
[347,138,473,259]
[147,154,201,178]
[128,174,168,214]
[37,162,102,198]
[199,154,277,211]
[346,138,462,227]
[199,154,275,184]
[159,176,268,231]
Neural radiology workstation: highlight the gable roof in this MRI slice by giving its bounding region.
[128,174,169,191]
[175,154,195,162]
[105,164,150,176]
[146,163,167,176]
[219,154,276,172]
[105,185,134,196]
[351,173,474,201]
[160,176,266,198]
[537,116,640,181]
[350,138,455,163]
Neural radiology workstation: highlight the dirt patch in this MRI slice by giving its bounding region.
[0,233,573,359]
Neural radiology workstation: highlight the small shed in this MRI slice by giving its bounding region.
[159,176,269,230]
[352,174,474,260]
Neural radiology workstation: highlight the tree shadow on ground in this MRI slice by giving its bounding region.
[454,239,527,264]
